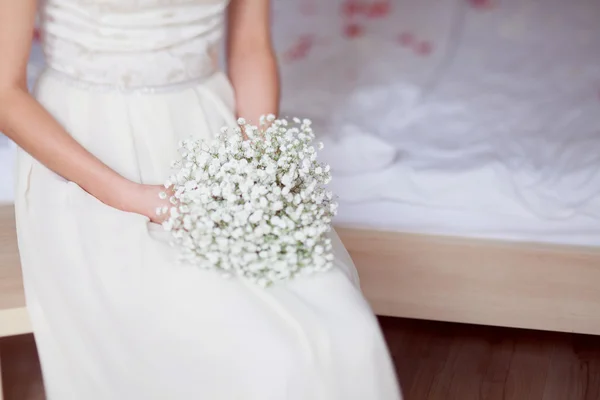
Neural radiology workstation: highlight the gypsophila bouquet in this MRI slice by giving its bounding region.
[158,115,338,287]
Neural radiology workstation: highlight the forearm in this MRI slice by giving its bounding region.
[0,88,135,210]
[227,48,280,124]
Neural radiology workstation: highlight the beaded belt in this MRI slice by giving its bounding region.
[41,67,217,95]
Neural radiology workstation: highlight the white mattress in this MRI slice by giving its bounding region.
[2,0,600,246]
[272,0,600,246]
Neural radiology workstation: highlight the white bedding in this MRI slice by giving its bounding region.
[272,0,600,246]
[2,0,600,246]
[0,139,16,204]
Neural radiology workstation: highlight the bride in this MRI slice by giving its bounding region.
[0,0,402,398]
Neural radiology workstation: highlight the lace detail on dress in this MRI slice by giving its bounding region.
[40,0,229,89]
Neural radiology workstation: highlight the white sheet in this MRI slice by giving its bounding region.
[272,0,600,246]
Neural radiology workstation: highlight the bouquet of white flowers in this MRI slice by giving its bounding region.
[158,115,338,287]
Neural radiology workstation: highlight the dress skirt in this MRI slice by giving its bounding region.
[14,69,402,400]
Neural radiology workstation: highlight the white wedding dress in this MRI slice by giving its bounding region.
[14,1,402,399]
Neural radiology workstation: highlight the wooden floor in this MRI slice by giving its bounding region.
[2,317,600,400]
[381,318,600,400]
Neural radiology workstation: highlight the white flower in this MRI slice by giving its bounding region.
[163,115,337,286]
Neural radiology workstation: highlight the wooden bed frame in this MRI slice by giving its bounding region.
[2,205,600,341]
[338,226,600,335]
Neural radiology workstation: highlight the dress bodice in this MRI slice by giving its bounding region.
[39,0,229,90]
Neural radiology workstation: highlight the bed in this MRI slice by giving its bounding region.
[270,0,600,334]
[1,0,600,334]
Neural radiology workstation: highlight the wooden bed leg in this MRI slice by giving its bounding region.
[0,344,4,400]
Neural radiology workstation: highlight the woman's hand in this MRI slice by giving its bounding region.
[116,183,176,224]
